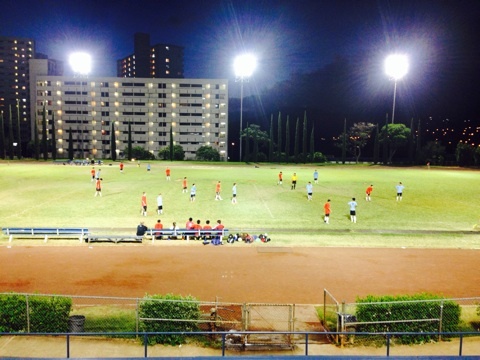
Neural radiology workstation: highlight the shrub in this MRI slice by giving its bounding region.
[139,293,200,345]
[355,293,460,345]
[195,145,220,161]
[0,294,72,333]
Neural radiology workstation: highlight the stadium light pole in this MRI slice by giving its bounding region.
[69,52,91,158]
[234,54,257,162]
[384,54,408,124]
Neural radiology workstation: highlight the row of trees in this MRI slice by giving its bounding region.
[0,101,23,160]
[240,111,327,163]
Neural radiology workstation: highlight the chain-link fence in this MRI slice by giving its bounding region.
[336,297,480,347]
[1,292,479,351]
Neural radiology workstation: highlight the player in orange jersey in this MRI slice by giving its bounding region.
[323,199,331,224]
[141,192,148,216]
[366,185,373,201]
[215,181,223,200]
[182,177,188,193]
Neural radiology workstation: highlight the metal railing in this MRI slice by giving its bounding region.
[1,331,478,358]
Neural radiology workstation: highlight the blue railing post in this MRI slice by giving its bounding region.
[459,333,463,356]
[305,333,309,355]
[144,333,148,357]
[66,334,70,358]
[386,333,390,356]
[221,333,226,356]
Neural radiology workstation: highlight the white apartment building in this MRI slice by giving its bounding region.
[31,76,228,160]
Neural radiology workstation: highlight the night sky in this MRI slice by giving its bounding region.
[2,0,479,97]
[2,0,480,156]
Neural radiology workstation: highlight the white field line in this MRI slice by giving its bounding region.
[253,184,274,218]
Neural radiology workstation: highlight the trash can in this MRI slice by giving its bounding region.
[68,315,85,333]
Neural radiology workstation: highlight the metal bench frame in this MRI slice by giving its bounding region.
[2,227,89,243]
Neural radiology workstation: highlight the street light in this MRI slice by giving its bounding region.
[234,54,257,162]
[384,54,408,124]
[69,52,91,158]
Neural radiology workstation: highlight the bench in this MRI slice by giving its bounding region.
[147,228,229,244]
[86,234,144,244]
[2,227,89,243]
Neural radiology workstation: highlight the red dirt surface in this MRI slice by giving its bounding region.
[0,245,478,303]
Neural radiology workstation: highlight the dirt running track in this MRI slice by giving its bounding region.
[0,245,479,303]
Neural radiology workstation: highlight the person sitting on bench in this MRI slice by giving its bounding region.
[136,222,148,237]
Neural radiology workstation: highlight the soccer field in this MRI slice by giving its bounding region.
[1,161,479,248]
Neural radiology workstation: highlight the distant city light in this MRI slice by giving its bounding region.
[384,54,409,81]
[69,52,91,75]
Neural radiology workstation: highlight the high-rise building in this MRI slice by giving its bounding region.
[117,33,184,79]
[0,36,35,154]
[31,76,228,160]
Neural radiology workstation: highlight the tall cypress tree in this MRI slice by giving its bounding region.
[244,122,250,162]
[111,121,117,161]
[16,99,22,159]
[34,118,40,160]
[0,112,5,159]
[302,111,308,163]
[277,112,282,163]
[68,127,74,160]
[128,119,133,160]
[382,114,389,164]
[169,125,173,160]
[294,117,300,163]
[8,105,14,160]
[373,124,379,164]
[51,112,56,160]
[415,118,422,164]
[268,114,273,162]
[309,124,315,163]
[42,105,48,160]
[285,115,290,163]
[341,118,346,164]
[408,118,415,164]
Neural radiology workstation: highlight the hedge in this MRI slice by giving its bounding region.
[0,294,72,333]
[355,293,460,344]
[139,293,201,345]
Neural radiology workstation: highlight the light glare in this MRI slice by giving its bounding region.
[385,54,409,81]
[69,52,91,75]
[234,54,257,78]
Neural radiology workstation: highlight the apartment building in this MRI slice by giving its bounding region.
[117,33,184,79]
[31,76,228,160]
[0,36,35,152]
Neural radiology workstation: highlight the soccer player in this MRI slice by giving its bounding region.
[166,167,171,181]
[313,170,319,184]
[291,173,297,190]
[213,220,225,245]
[193,219,202,240]
[156,193,163,215]
[215,181,223,200]
[366,185,373,201]
[306,181,313,201]
[232,183,237,204]
[146,163,151,172]
[278,171,283,185]
[95,168,101,180]
[119,162,124,173]
[141,192,148,216]
[324,199,331,224]
[396,182,405,201]
[90,167,95,182]
[154,219,163,240]
[203,220,212,244]
[190,184,196,202]
[348,197,358,223]
[182,177,188,193]
[94,177,103,197]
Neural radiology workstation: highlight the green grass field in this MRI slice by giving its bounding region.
[1,160,479,248]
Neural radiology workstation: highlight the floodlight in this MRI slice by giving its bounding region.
[384,54,409,81]
[234,54,257,79]
[69,52,92,75]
